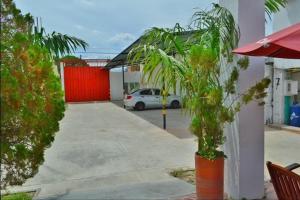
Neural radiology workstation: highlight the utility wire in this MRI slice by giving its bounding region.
[75,52,119,54]
[74,51,130,55]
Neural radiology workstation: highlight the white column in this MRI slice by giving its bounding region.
[219,0,265,199]
[60,62,66,102]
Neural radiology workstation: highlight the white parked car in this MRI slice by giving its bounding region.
[124,88,181,110]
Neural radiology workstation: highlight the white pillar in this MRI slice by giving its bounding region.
[219,0,265,199]
[60,62,66,102]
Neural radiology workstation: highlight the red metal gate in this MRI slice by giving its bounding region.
[64,66,110,102]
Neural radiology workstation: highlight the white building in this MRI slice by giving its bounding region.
[105,35,186,100]
[265,0,300,125]
[84,59,111,67]
[109,69,141,100]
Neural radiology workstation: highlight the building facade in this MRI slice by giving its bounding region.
[265,0,300,125]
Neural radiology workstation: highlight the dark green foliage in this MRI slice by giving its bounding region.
[225,67,239,94]
[129,4,271,160]
[1,0,66,188]
[237,56,249,70]
[242,78,271,104]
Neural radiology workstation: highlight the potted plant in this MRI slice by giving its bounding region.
[129,4,270,200]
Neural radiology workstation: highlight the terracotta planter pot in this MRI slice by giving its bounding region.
[195,153,224,200]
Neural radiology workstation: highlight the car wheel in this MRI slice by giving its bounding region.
[171,100,180,109]
[135,102,145,111]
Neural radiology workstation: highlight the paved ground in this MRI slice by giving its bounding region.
[20,102,196,199]
[130,109,192,139]
[125,106,300,177]
[265,127,300,177]
[112,100,192,139]
[113,101,300,199]
[264,127,300,199]
[11,102,299,199]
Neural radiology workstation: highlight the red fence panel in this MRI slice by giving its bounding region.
[64,66,110,102]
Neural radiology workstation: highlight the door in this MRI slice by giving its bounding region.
[64,66,110,102]
[139,89,156,108]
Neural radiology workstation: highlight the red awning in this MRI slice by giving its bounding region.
[233,23,300,59]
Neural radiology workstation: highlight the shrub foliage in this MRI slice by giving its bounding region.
[1,0,65,188]
[129,4,270,160]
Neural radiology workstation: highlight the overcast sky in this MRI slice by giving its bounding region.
[15,0,217,59]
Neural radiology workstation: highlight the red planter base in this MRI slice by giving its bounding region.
[195,154,224,200]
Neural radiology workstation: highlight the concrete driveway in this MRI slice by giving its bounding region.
[127,108,300,175]
[21,102,196,199]
[13,102,299,199]
[129,109,192,139]
[112,100,193,139]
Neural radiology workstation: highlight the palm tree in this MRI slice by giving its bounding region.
[129,0,286,157]
[32,24,88,58]
[31,19,88,77]
[128,2,284,198]
[130,3,253,159]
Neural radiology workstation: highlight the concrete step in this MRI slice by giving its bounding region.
[268,124,300,133]
[39,179,195,200]
[8,169,193,200]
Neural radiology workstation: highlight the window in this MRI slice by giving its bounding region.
[140,89,152,95]
[129,82,140,93]
[130,89,139,94]
[154,89,161,95]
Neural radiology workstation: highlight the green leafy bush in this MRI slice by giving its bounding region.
[1,0,65,188]
[129,4,270,160]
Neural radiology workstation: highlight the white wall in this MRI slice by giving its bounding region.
[273,0,300,69]
[274,59,300,69]
[273,0,300,31]
[291,72,300,102]
[273,68,287,124]
[264,67,300,124]
[125,71,140,83]
[270,0,300,123]
[109,71,141,100]
[264,65,273,124]
[110,72,123,100]
[140,64,181,95]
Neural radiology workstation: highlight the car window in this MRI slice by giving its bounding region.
[154,89,161,95]
[130,89,140,94]
[140,89,152,95]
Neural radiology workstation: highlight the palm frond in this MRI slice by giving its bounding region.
[32,25,88,58]
[265,0,287,19]
[191,4,240,55]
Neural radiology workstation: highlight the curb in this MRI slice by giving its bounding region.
[268,124,300,134]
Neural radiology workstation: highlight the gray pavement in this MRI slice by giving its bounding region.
[50,180,194,200]
[130,109,192,139]
[21,102,196,199]
[112,100,192,139]
[264,128,300,199]
[107,101,300,180]
[11,102,299,199]
[265,127,300,178]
